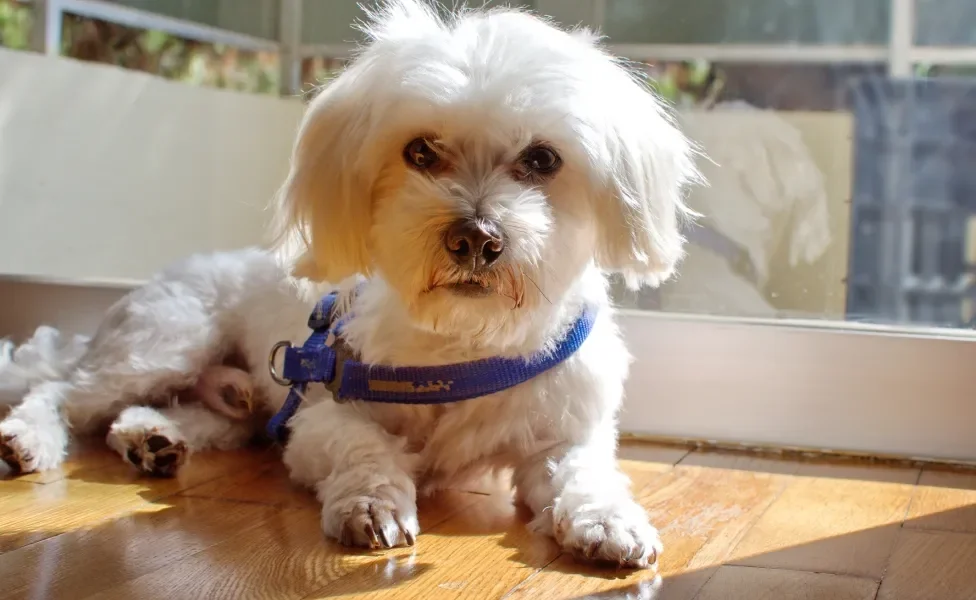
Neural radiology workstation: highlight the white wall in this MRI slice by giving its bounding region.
[0,49,304,285]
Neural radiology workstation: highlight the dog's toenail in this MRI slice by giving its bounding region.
[146,435,170,453]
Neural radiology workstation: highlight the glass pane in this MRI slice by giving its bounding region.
[17,0,976,334]
[0,0,32,51]
[301,0,535,44]
[58,13,280,94]
[916,0,976,46]
[300,0,363,46]
[300,55,347,91]
[103,0,279,40]
[608,57,976,330]
[604,0,890,45]
[610,61,879,322]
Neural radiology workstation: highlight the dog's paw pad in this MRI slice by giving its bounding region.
[145,434,172,454]
[334,499,419,549]
[0,419,64,474]
[0,433,32,474]
[219,382,253,414]
[118,431,188,478]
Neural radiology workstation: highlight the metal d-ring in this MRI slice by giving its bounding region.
[268,340,292,386]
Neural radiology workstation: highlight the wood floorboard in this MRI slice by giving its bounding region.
[3,441,976,599]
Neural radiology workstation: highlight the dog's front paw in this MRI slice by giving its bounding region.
[554,500,662,569]
[107,421,188,478]
[336,498,419,549]
[322,483,419,549]
[0,417,67,474]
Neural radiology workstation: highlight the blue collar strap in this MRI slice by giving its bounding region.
[266,291,597,442]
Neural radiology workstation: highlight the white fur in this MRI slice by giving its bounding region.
[0,249,312,473]
[0,326,88,407]
[0,1,700,568]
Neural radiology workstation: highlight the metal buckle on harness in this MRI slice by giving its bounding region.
[268,340,292,386]
[267,336,353,403]
[322,336,353,402]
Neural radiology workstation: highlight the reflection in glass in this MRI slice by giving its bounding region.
[8,0,976,331]
[916,0,976,46]
[604,0,890,45]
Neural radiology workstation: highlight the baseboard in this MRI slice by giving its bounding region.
[0,279,129,340]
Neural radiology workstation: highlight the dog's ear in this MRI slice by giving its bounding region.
[588,58,702,289]
[270,68,376,283]
[271,1,446,282]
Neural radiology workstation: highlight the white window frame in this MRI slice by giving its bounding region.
[29,0,976,81]
[22,0,976,463]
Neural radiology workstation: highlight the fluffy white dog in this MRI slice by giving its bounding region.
[0,1,699,568]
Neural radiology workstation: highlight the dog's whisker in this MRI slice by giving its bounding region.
[523,270,551,306]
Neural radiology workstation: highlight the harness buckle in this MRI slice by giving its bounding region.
[323,336,354,402]
[268,340,292,386]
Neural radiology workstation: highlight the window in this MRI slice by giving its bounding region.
[4,0,976,462]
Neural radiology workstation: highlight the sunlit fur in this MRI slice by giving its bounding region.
[270,0,701,566]
[272,0,700,344]
[0,1,701,568]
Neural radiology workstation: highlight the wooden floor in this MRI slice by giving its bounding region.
[2,441,976,600]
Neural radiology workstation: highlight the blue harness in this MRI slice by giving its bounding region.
[265,291,597,442]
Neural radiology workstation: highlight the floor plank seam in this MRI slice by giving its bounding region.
[723,558,887,584]
[630,462,683,498]
[899,527,976,538]
[682,475,795,600]
[687,566,720,600]
[142,469,257,504]
[899,469,925,523]
[1,476,46,487]
[871,580,884,600]
[672,450,695,467]
[718,563,882,583]
[174,492,307,510]
[0,494,161,557]
[497,551,566,599]
[872,468,927,592]
[714,471,797,566]
[74,509,297,600]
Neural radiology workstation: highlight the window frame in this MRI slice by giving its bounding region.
[22,0,976,461]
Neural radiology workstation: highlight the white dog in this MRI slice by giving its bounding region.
[0,1,699,568]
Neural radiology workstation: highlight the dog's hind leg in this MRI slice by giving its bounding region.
[0,380,75,473]
[107,403,257,477]
[0,291,222,474]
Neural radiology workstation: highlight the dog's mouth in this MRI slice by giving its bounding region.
[424,267,525,308]
[445,278,494,297]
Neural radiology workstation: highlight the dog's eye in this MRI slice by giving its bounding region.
[520,145,561,175]
[404,138,439,170]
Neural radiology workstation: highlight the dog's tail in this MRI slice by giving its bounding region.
[0,326,89,406]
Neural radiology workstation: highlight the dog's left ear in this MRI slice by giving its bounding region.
[270,68,377,283]
[271,1,445,282]
[585,49,702,289]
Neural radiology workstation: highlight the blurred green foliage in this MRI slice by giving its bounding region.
[646,59,724,108]
[0,1,279,95]
[0,1,721,105]
[0,0,31,50]
[58,13,279,94]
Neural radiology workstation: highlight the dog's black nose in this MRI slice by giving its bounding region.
[444,219,504,268]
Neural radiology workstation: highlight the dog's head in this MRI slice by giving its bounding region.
[273,0,699,337]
